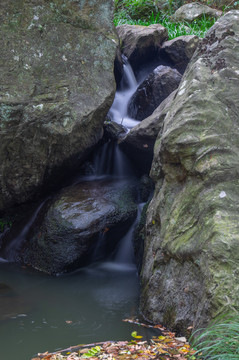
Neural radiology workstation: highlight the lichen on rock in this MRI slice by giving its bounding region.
[0,0,117,211]
[140,11,239,332]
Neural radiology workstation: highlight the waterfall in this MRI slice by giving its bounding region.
[107,55,140,129]
[1,55,146,271]
[92,140,134,178]
[1,199,48,261]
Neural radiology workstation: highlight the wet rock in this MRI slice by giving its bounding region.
[0,0,117,211]
[20,179,138,274]
[128,66,181,121]
[160,35,200,73]
[104,121,127,141]
[140,11,239,332]
[172,2,222,22]
[119,90,176,174]
[116,24,168,72]
[114,47,124,88]
[139,175,154,203]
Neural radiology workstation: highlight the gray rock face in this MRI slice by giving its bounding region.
[0,0,117,211]
[20,179,138,274]
[140,11,239,332]
[160,35,200,73]
[172,2,222,22]
[128,65,182,121]
[119,90,177,174]
[116,24,168,71]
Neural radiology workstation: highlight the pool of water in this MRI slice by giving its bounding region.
[0,260,140,360]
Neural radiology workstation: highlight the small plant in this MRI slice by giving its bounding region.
[0,219,12,232]
[190,312,239,359]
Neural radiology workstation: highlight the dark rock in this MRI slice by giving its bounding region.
[140,11,239,332]
[116,24,168,72]
[20,179,138,274]
[0,0,117,211]
[128,66,181,121]
[133,202,149,273]
[160,35,200,73]
[114,46,124,88]
[139,175,154,203]
[119,90,177,174]
[104,121,127,141]
[172,2,222,22]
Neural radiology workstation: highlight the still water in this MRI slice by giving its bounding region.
[0,260,140,360]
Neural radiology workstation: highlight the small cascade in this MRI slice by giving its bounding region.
[92,140,134,178]
[113,202,144,265]
[1,199,48,261]
[108,55,140,129]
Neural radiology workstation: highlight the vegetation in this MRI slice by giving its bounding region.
[114,0,239,39]
[33,320,198,359]
[0,218,11,232]
[190,313,239,359]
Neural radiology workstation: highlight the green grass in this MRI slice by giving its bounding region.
[114,0,217,39]
[190,313,239,359]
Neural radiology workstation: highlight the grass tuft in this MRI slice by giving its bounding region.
[114,0,217,39]
[190,312,239,360]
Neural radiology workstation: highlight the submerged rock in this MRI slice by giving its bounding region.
[140,11,239,332]
[172,2,222,22]
[0,0,117,211]
[128,65,181,121]
[20,179,138,274]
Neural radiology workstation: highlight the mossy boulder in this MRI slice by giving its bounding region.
[0,0,117,211]
[20,179,138,274]
[140,11,239,332]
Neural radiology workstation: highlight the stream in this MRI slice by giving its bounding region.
[0,57,152,360]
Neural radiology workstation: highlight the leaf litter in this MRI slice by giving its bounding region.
[32,319,199,360]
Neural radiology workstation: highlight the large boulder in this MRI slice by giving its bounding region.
[0,0,117,211]
[119,90,177,174]
[140,11,239,332]
[160,35,200,73]
[116,24,168,73]
[128,65,181,121]
[172,2,222,22]
[20,179,138,274]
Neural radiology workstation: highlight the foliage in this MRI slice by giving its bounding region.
[114,0,217,39]
[190,313,239,359]
[34,319,199,359]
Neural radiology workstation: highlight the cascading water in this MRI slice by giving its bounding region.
[108,55,140,129]
[0,55,150,360]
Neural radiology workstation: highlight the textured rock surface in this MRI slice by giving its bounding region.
[160,35,200,73]
[172,2,222,22]
[119,90,177,174]
[140,11,239,332]
[20,179,138,274]
[116,24,168,71]
[128,65,181,121]
[0,0,117,211]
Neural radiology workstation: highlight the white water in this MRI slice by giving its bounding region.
[108,56,140,130]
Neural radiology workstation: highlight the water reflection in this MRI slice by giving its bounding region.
[0,262,139,360]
